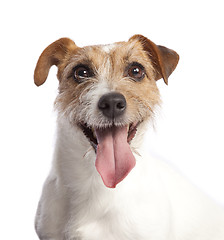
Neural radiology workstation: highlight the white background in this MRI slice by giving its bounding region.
[0,0,224,239]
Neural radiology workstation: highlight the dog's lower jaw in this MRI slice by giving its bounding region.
[79,121,141,188]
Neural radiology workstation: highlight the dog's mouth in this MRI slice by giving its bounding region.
[80,122,139,188]
[80,122,139,151]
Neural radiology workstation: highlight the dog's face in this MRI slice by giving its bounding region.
[34,35,179,188]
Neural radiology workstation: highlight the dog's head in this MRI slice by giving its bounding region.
[34,35,179,188]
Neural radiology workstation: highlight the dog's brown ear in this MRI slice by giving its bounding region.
[129,35,179,85]
[34,38,77,86]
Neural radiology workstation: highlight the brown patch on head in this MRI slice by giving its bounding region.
[98,40,161,124]
[129,35,179,85]
[54,45,114,117]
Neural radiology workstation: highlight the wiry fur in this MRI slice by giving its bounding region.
[34,35,224,240]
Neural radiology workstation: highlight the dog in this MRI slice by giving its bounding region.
[34,35,224,240]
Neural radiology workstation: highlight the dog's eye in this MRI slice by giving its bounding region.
[127,63,145,81]
[73,65,92,83]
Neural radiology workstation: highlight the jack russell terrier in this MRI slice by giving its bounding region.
[34,35,224,240]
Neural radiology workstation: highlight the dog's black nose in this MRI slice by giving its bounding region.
[98,92,126,119]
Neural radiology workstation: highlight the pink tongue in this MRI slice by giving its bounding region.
[95,126,136,188]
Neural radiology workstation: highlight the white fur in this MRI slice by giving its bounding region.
[35,113,224,240]
[101,43,116,53]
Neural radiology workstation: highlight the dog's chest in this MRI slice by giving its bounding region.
[65,163,172,240]
[71,206,141,240]
[68,196,146,240]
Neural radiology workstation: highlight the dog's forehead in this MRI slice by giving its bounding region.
[79,40,148,65]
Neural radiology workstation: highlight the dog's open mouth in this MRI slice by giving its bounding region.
[80,122,139,188]
[80,122,139,151]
